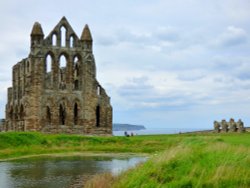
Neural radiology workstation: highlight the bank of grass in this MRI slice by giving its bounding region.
[0,132,181,160]
[84,133,250,188]
[0,132,249,187]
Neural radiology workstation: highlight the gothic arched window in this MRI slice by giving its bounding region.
[70,36,74,48]
[96,105,100,127]
[20,105,24,121]
[74,103,78,125]
[60,26,66,47]
[52,34,57,46]
[59,104,66,125]
[46,55,52,73]
[46,106,51,124]
[59,55,67,89]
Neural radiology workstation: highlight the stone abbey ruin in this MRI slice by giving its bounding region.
[4,17,112,135]
[214,118,246,133]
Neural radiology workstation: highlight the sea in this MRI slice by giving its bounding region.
[113,128,210,136]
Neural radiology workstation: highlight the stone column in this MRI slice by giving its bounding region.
[213,121,220,133]
[237,119,246,133]
[221,120,228,132]
[229,118,237,132]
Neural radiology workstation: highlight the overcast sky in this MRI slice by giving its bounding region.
[0,0,250,129]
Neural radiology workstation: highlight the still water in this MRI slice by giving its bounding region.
[0,155,146,188]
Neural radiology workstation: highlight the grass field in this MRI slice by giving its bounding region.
[0,132,249,187]
[0,132,180,159]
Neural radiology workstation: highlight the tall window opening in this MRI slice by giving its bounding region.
[20,105,24,121]
[59,55,67,89]
[46,106,51,124]
[52,34,57,46]
[73,56,80,90]
[59,55,67,69]
[73,57,79,77]
[96,105,100,127]
[9,107,13,120]
[45,55,53,89]
[61,26,66,47]
[26,61,30,73]
[15,106,18,120]
[97,86,101,95]
[74,80,79,90]
[74,103,78,125]
[46,55,52,73]
[59,104,66,125]
[70,36,74,48]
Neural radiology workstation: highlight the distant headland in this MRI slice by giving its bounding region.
[113,123,146,131]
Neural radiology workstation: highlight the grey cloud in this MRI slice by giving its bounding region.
[118,76,153,98]
[154,27,179,42]
[236,72,250,80]
[214,26,248,47]
[234,63,250,81]
[177,71,205,81]
[116,76,198,110]
[96,26,180,48]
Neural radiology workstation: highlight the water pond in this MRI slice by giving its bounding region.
[0,155,147,188]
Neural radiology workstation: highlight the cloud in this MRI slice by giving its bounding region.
[177,70,205,81]
[213,26,248,47]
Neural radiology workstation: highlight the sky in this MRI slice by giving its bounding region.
[0,0,250,129]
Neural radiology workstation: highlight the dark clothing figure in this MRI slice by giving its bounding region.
[124,131,130,137]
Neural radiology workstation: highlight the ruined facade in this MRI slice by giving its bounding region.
[214,119,245,133]
[5,17,112,135]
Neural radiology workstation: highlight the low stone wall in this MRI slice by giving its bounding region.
[214,118,246,133]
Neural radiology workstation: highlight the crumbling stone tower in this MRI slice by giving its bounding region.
[5,17,112,135]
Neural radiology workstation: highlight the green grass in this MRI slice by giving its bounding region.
[0,132,180,159]
[110,133,250,188]
[0,132,249,187]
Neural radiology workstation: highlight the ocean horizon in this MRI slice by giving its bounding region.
[113,127,211,136]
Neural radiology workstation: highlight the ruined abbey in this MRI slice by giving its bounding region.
[4,17,112,135]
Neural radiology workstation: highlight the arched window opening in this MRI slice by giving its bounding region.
[74,64,79,77]
[97,86,101,96]
[73,57,80,77]
[45,55,53,89]
[96,105,100,127]
[20,105,24,121]
[60,26,66,47]
[46,55,52,73]
[46,106,51,124]
[52,34,57,46]
[70,36,74,48]
[15,106,18,120]
[74,80,79,90]
[59,55,67,89]
[74,103,78,125]
[74,56,79,62]
[9,107,13,119]
[26,61,30,73]
[59,55,67,69]
[59,104,66,125]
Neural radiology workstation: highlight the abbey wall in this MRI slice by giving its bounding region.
[4,17,112,135]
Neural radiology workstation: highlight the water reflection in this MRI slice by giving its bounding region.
[0,156,146,188]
